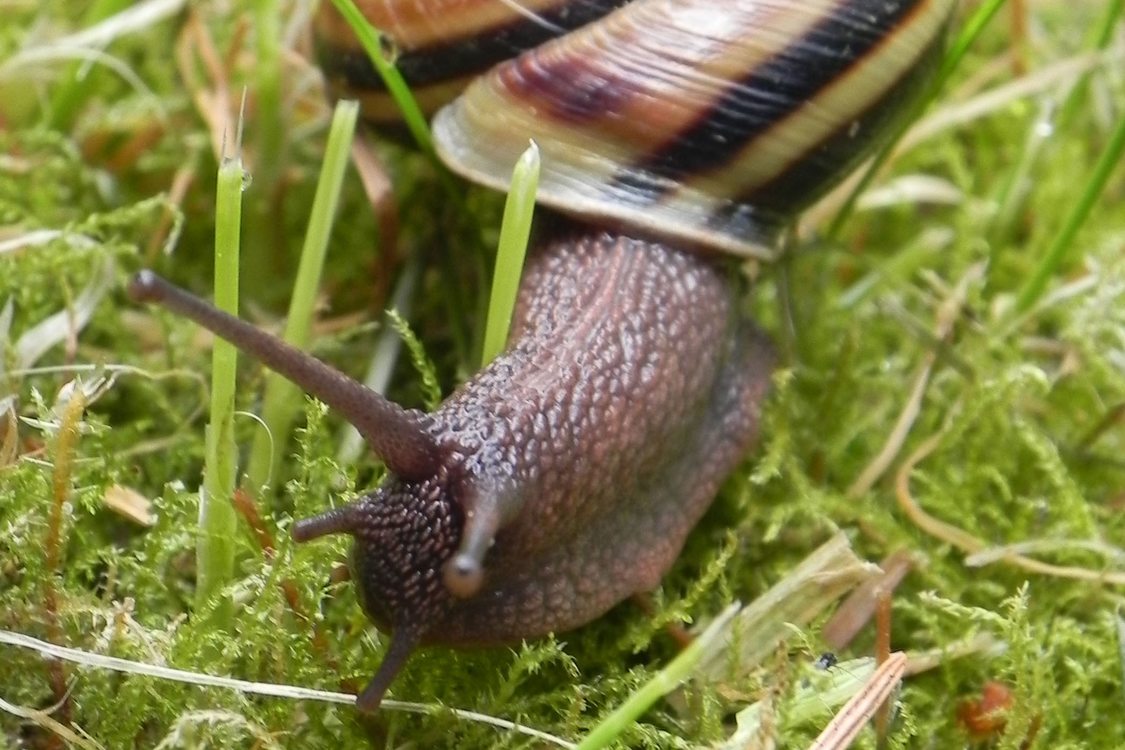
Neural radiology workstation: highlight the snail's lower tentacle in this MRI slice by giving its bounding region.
[355,624,422,712]
[292,503,363,542]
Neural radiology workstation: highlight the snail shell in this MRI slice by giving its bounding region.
[432,0,956,258]
[316,0,636,124]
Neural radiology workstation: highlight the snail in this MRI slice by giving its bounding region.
[131,0,955,711]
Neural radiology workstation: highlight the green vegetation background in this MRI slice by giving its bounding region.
[1,0,1123,747]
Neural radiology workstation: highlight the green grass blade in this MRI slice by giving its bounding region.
[1089,0,1124,49]
[575,604,740,750]
[45,0,132,129]
[252,0,283,189]
[935,0,1010,85]
[481,142,539,366]
[826,0,1009,239]
[197,150,245,616]
[990,0,1121,255]
[987,99,1053,248]
[329,0,433,156]
[246,100,359,491]
[1058,0,1124,127]
[336,260,420,463]
[1014,112,1125,314]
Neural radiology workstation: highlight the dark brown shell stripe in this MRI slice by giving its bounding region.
[689,0,956,244]
[432,0,956,258]
[622,0,940,194]
[316,0,634,122]
[713,33,946,239]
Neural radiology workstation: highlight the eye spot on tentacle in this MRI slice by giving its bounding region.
[443,553,485,598]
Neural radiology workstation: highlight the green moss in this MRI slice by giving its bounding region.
[2,1,1124,747]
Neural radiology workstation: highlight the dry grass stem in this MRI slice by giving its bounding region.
[697,534,880,680]
[175,12,236,163]
[847,263,983,497]
[0,630,576,749]
[823,550,916,651]
[807,652,907,750]
[0,695,103,750]
[896,432,1125,585]
[102,485,155,527]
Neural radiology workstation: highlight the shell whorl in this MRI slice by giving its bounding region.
[431,0,956,258]
[317,0,956,254]
[316,0,635,124]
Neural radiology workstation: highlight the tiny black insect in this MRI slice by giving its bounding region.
[814,652,839,670]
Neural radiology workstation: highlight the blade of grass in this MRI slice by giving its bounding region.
[1116,610,1125,703]
[986,97,1053,254]
[328,0,483,331]
[242,0,285,287]
[1058,0,1123,127]
[697,533,880,679]
[935,0,1011,86]
[826,0,1009,240]
[197,144,246,618]
[337,259,419,464]
[992,0,1123,253]
[481,142,539,366]
[329,0,497,367]
[1013,111,1125,314]
[329,0,433,156]
[252,0,282,190]
[45,0,133,129]
[574,603,740,750]
[245,100,359,492]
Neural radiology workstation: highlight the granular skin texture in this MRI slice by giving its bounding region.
[347,219,774,647]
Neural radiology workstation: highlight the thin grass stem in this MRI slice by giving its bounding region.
[246,100,359,491]
[329,0,433,156]
[826,0,1009,239]
[481,142,539,366]
[197,148,246,617]
[337,259,419,464]
[575,604,739,750]
[45,0,132,129]
[252,0,283,190]
[1014,112,1125,314]
[1058,0,1123,127]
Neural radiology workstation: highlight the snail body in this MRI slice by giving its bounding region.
[134,0,954,711]
[131,222,772,709]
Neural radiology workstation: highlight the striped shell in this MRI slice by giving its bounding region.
[321,0,956,258]
[316,1,634,124]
